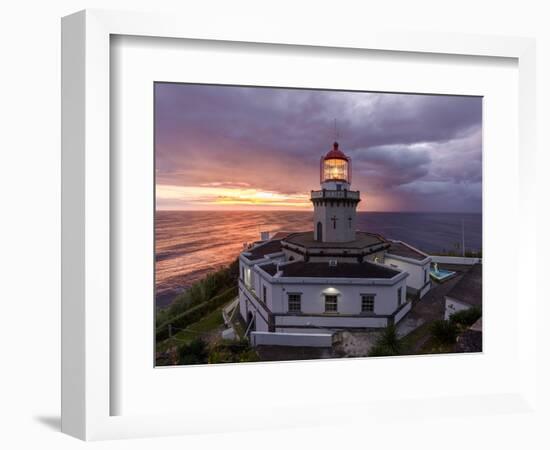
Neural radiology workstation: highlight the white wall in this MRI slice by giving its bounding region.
[306,249,387,263]
[313,201,358,242]
[269,278,407,316]
[431,256,482,265]
[394,302,412,324]
[275,314,388,329]
[385,256,430,291]
[444,298,472,320]
[250,331,333,347]
[254,313,269,332]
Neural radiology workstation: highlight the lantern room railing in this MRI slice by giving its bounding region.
[311,189,360,200]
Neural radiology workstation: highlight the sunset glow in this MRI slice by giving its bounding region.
[156,184,311,210]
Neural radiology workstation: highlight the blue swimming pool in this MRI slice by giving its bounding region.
[429,264,456,282]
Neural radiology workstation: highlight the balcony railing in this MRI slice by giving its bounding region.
[311,189,360,200]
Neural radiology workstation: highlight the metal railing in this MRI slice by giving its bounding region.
[310,189,360,200]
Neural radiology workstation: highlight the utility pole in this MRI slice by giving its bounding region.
[462,219,465,257]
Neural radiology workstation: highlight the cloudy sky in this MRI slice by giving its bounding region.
[155,83,482,212]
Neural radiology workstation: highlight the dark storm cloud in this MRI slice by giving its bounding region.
[155,83,482,212]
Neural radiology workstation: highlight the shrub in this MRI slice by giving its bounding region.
[368,344,399,357]
[449,307,482,328]
[368,324,401,357]
[430,320,458,345]
[207,340,259,364]
[178,338,208,365]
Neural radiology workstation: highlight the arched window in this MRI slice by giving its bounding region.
[316,221,323,241]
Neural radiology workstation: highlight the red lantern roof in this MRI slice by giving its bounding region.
[323,142,349,161]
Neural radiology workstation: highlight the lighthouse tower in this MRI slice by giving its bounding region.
[311,142,361,243]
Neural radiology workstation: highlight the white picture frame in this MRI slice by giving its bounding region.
[61,9,538,441]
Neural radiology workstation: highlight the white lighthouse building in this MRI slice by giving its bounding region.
[238,142,433,347]
[313,142,360,243]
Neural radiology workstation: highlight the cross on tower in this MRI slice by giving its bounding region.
[331,216,338,229]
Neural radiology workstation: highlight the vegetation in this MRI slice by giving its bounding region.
[374,311,480,357]
[178,338,209,365]
[399,321,432,354]
[155,286,237,342]
[156,259,239,327]
[156,304,226,353]
[429,320,459,345]
[368,324,402,357]
[449,306,481,328]
[166,338,259,366]
[208,340,260,364]
[155,258,247,366]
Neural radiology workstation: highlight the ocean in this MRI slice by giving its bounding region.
[155,211,482,308]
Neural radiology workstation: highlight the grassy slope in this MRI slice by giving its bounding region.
[156,301,229,353]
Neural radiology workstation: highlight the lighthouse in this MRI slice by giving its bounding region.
[238,143,434,346]
[311,142,361,242]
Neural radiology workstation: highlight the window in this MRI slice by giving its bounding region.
[262,285,267,303]
[325,295,338,313]
[397,287,403,305]
[361,294,375,313]
[288,294,301,313]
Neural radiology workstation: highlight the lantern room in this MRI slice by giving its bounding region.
[320,142,351,188]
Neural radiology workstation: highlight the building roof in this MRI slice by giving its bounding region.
[260,261,400,279]
[245,240,283,261]
[323,142,349,161]
[270,231,300,240]
[387,241,428,261]
[283,231,386,250]
[445,263,482,307]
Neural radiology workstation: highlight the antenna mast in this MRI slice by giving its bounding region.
[333,118,341,141]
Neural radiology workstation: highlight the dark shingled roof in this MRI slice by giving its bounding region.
[259,261,400,279]
[387,242,428,261]
[283,231,386,249]
[245,240,283,261]
[445,263,482,307]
